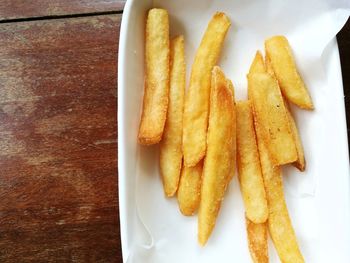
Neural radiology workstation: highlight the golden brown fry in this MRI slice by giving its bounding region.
[248,72,297,166]
[285,101,306,171]
[160,36,186,196]
[236,101,268,224]
[249,51,265,75]
[198,66,236,246]
[183,12,231,167]
[248,51,265,100]
[255,122,304,263]
[177,161,203,216]
[246,217,269,263]
[265,36,313,110]
[138,8,170,145]
[265,53,275,77]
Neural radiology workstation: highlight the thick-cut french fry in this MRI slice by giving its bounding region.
[198,66,236,246]
[265,36,313,110]
[265,53,275,77]
[266,55,306,171]
[285,101,306,171]
[177,161,203,216]
[236,101,268,224]
[249,51,265,75]
[160,36,186,196]
[183,12,231,167]
[248,51,265,100]
[255,123,304,263]
[138,8,170,145]
[246,217,269,263]
[248,72,297,166]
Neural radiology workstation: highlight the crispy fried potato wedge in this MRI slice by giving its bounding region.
[248,51,265,100]
[198,66,236,246]
[265,56,306,171]
[160,36,186,196]
[255,123,304,263]
[265,53,275,77]
[177,161,203,216]
[246,217,269,263]
[248,72,297,166]
[236,101,268,223]
[138,8,170,145]
[183,12,231,167]
[285,101,306,171]
[265,36,313,110]
[249,51,265,75]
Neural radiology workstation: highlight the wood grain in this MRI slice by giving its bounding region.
[0,0,125,21]
[0,15,121,262]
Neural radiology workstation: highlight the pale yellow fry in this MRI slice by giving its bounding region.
[249,51,265,75]
[246,217,269,263]
[138,8,170,145]
[285,101,306,171]
[183,12,231,167]
[237,101,268,224]
[160,36,186,196]
[265,54,275,77]
[266,56,306,171]
[265,36,313,110]
[248,73,297,166]
[255,123,304,263]
[248,51,265,100]
[198,66,236,246]
[177,161,203,216]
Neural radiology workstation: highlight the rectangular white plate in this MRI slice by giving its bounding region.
[118,0,350,262]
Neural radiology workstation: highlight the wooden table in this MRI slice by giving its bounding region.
[0,1,348,262]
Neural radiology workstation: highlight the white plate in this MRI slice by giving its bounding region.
[118,0,350,262]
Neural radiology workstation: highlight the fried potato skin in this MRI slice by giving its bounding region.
[249,72,297,166]
[198,66,236,246]
[265,36,313,110]
[249,51,265,75]
[285,102,306,171]
[138,8,170,145]
[236,101,268,223]
[160,36,186,196]
[266,55,306,171]
[177,161,203,216]
[183,12,231,167]
[246,217,269,263]
[255,123,304,263]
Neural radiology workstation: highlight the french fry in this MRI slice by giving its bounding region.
[138,8,170,145]
[266,55,306,171]
[248,51,265,100]
[236,101,268,224]
[160,36,186,196]
[183,12,231,167]
[249,51,265,75]
[246,217,269,263]
[177,161,203,216]
[255,122,304,263]
[198,66,236,246]
[248,72,297,166]
[265,36,313,110]
[265,53,275,77]
[285,101,306,171]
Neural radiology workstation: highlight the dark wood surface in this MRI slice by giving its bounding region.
[0,1,347,262]
[0,0,124,21]
[0,13,121,263]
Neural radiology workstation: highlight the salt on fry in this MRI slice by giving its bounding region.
[198,66,236,246]
[138,8,170,145]
[160,35,186,196]
[183,12,231,167]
